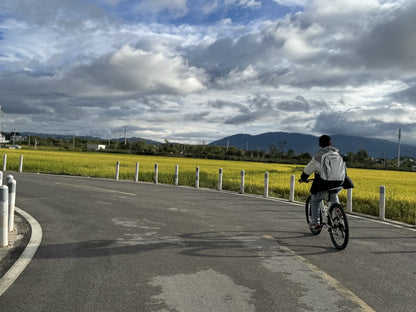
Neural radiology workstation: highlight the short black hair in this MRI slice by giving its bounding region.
[319,135,331,147]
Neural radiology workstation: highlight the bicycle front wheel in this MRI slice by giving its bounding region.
[328,204,349,250]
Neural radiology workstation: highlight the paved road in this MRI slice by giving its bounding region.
[1,173,415,311]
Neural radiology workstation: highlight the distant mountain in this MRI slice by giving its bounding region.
[18,132,161,146]
[19,132,102,141]
[114,137,161,146]
[209,132,416,159]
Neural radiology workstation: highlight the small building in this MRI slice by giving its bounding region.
[0,134,10,147]
[87,144,106,151]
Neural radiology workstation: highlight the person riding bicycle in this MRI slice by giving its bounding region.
[299,135,353,230]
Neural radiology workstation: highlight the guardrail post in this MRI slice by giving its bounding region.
[240,170,245,194]
[154,163,158,183]
[347,188,353,213]
[264,172,269,197]
[174,165,179,186]
[195,166,200,188]
[19,155,23,173]
[218,168,223,191]
[289,174,295,202]
[2,154,6,172]
[0,185,8,247]
[7,178,16,232]
[135,162,139,182]
[115,161,120,180]
[379,185,385,221]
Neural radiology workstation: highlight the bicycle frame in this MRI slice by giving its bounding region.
[302,180,349,250]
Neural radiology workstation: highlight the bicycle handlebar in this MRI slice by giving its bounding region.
[298,178,315,183]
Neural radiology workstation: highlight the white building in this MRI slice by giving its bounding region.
[0,106,9,146]
[87,144,106,151]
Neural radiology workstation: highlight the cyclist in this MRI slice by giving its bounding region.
[299,135,353,230]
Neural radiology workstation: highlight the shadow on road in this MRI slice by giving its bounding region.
[32,229,343,260]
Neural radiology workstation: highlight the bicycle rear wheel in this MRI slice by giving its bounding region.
[305,196,322,235]
[328,204,349,250]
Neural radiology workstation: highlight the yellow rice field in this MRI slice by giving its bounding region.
[3,149,416,225]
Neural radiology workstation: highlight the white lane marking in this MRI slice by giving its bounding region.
[348,214,416,232]
[263,235,376,312]
[0,208,43,297]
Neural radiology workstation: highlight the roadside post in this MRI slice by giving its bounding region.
[264,172,269,198]
[19,155,23,173]
[240,170,245,194]
[135,162,139,182]
[2,154,6,172]
[174,165,179,186]
[347,189,353,213]
[0,185,8,247]
[115,161,120,180]
[289,175,295,202]
[379,185,386,221]
[154,164,158,184]
[7,178,16,232]
[195,166,200,188]
[218,168,223,191]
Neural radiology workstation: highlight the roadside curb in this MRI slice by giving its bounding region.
[0,207,42,296]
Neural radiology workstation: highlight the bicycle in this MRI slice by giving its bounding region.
[302,180,349,250]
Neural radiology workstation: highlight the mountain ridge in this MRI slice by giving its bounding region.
[209,132,415,159]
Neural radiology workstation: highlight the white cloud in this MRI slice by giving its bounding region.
[272,0,307,7]
[137,0,188,15]
[1,0,416,146]
[224,0,261,9]
[67,45,207,97]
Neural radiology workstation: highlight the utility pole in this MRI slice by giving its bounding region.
[124,126,127,145]
[0,106,2,137]
[397,128,401,168]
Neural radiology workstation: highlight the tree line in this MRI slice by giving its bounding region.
[8,134,415,171]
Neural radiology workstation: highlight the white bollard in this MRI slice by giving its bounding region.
[174,165,179,186]
[195,166,200,188]
[2,154,6,172]
[289,175,295,202]
[0,185,8,247]
[154,163,158,184]
[264,172,269,198]
[0,171,3,185]
[379,185,385,221]
[240,170,245,194]
[347,188,353,213]
[19,155,23,173]
[7,179,16,232]
[218,168,223,191]
[135,162,139,182]
[6,175,13,184]
[115,161,120,180]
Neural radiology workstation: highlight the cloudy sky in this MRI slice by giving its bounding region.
[1,0,416,145]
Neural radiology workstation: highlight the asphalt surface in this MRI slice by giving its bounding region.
[0,172,415,311]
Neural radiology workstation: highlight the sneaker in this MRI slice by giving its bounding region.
[309,223,322,231]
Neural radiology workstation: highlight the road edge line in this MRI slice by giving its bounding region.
[263,235,375,312]
[0,207,42,297]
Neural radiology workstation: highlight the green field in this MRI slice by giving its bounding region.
[3,149,416,225]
